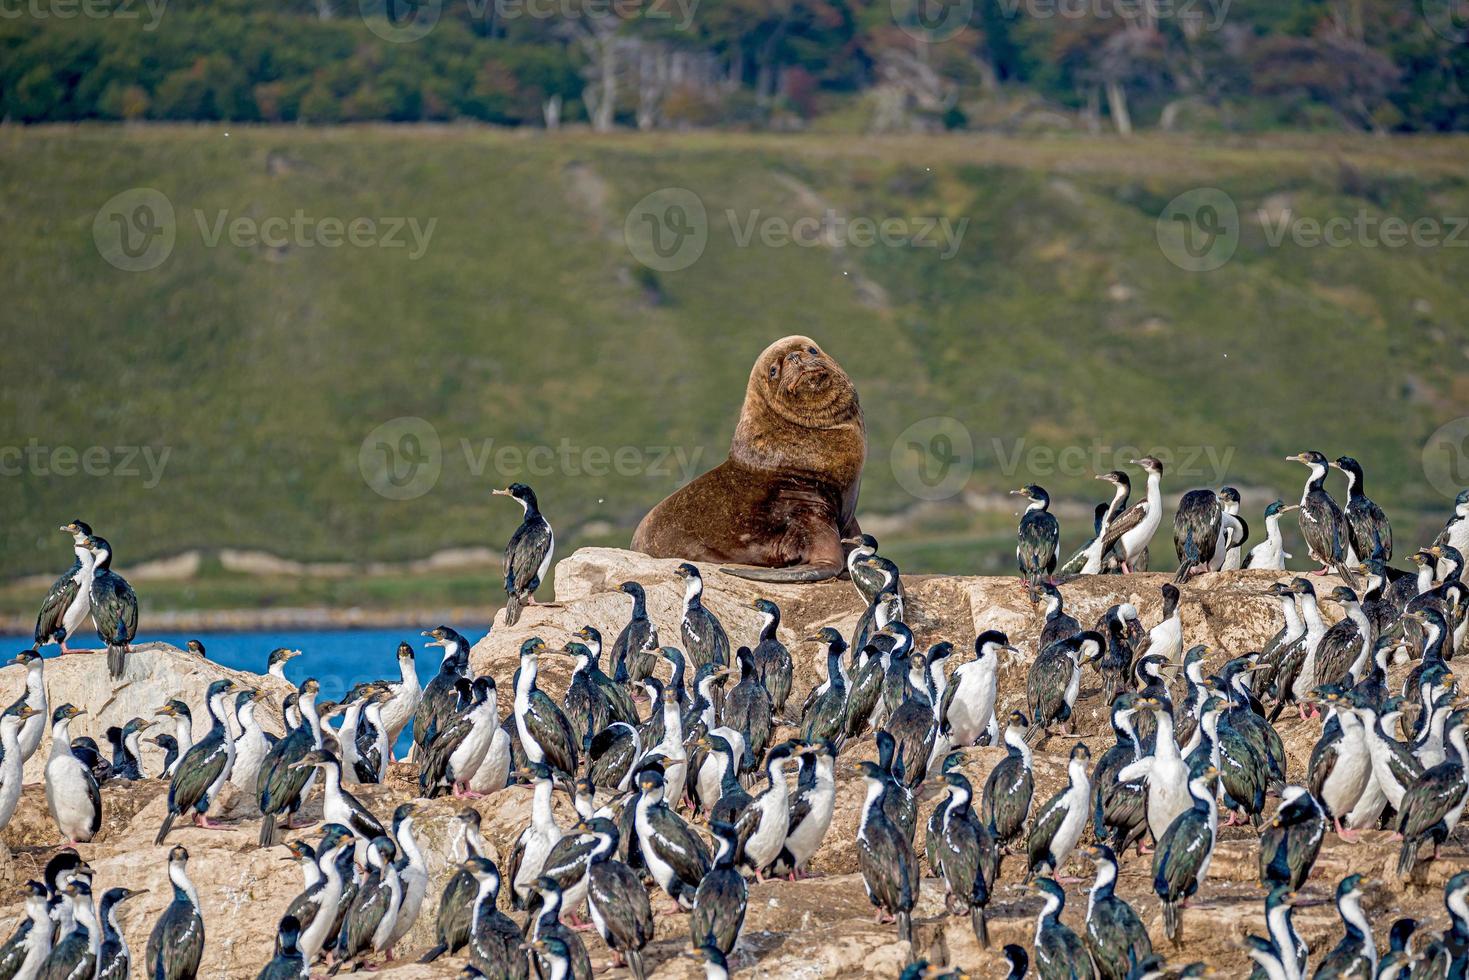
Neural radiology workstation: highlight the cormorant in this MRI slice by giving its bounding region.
[494,482,554,627]
[144,846,205,980]
[84,535,137,679]
[1013,484,1060,602]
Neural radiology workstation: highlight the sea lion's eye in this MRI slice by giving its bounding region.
[768,364,779,379]
[808,346,818,355]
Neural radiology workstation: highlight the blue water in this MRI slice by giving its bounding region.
[1,627,488,751]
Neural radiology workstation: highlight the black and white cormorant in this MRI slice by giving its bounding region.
[1213,486,1248,571]
[610,582,658,689]
[1287,450,1358,586]
[1258,785,1325,891]
[506,762,564,909]
[1332,455,1391,563]
[982,710,1034,851]
[691,819,747,957]
[676,563,730,671]
[527,877,592,980]
[572,626,639,726]
[1001,943,1029,980]
[843,533,903,607]
[494,482,554,627]
[800,628,850,748]
[1436,488,1469,577]
[229,689,273,801]
[332,836,401,973]
[1172,489,1221,583]
[1090,692,1146,856]
[749,598,794,718]
[856,759,918,957]
[1307,687,1372,841]
[1030,877,1090,980]
[43,704,101,845]
[635,765,711,909]
[83,535,137,680]
[257,677,323,847]
[1313,874,1376,978]
[266,646,302,681]
[33,522,94,654]
[1026,742,1091,881]
[421,676,499,798]
[562,641,614,746]
[1026,631,1102,746]
[1012,484,1060,602]
[512,638,579,779]
[418,815,483,963]
[154,699,194,778]
[1246,500,1297,570]
[1036,583,1082,652]
[9,649,47,767]
[413,626,471,754]
[293,744,388,863]
[257,916,306,980]
[144,846,205,980]
[38,880,96,980]
[1376,916,1420,980]
[0,702,37,831]
[377,642,419,759]
[1062,470,1129,575]
[771,738,836,880]
[455,856,526,980]
[725,646,773,767]
[1101,456,1165,574]
[0,879,52,980]
[1082,844,1150,980]
[946,630,1014,748]
[148,734,178,783]
[1152,764,1218,945]
[1396,707,1469,875]
[737,740,806,879]
[156,678,237,844]
[933,770,996,948]
[94,887,145,980]
[585,820,654,980]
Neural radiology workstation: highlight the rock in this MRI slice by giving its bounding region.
[0,550,1450,979]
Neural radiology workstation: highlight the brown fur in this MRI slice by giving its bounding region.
[631,336,865,579]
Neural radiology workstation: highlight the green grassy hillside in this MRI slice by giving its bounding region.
[3,127,1468,594]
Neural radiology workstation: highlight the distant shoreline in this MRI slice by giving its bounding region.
[0,604,498,636]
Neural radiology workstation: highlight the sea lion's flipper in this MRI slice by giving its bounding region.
[719,563,843,583]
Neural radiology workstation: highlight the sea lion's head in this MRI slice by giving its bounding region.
[745,336,859,430]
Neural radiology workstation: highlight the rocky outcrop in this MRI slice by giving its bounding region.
[0,551,1451,979]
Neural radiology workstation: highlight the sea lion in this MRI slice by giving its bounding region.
[632,336,864,583]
